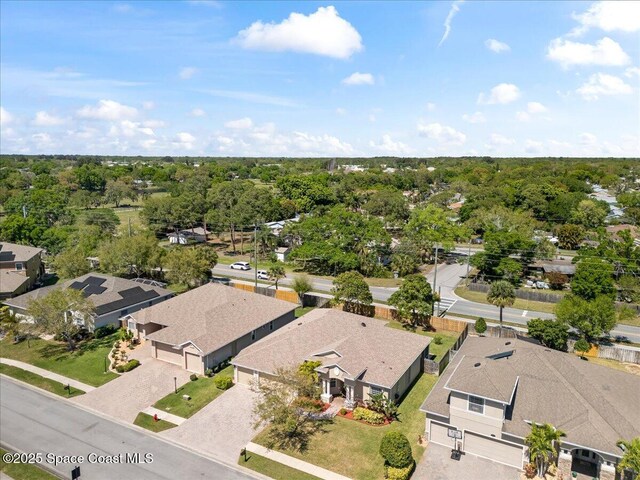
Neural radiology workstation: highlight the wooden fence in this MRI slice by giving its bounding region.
[597,345,640,364]
[231,283,300,304]
[424,323,470,375]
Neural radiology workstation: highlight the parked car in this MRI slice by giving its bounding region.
[230,261,251,271]
[534,281,550,289]
[257,270,269,280]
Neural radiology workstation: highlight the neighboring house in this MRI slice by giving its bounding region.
[264,216,299,237]
[127,283,297,375]
[420,336,640,479]
[167,227,210,245]
[529,259,576,277]
[232,309,431,407]
[0,242,44,300]
[5,273,173,330]
[274,247,291,262]
[606,224,640,246]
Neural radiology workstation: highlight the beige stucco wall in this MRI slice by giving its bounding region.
[233,310,295,355]
[204,343,234,370]
[389,352,423,401]
[449,391,505,438]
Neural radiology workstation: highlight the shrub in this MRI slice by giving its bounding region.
[475,317,487,335]
[115,359,140,373]
[524,462,536,479]
[190,373,198,381]
[574,338,590,358]
[339,408,348,416]
[95,324,117,338]
[353,407,385,425]
[114,341,121,349]
[386,462,415,480]
[213,375,233,390]
[366,392,398,420]
[293,397,324,412]
[379,431,413,468]
[205,368,213,377]
[433,334,443,345]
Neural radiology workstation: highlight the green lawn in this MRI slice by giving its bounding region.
[0,334,119,387]
[385,322,459,361]
[454,286,559,314]
[0,364,85,398]
[239,453,322,480]
[133,412,177,433]
[253,373,438,480]
[153,365,234,418]
[295,307,315,318]
[0,448,61,480]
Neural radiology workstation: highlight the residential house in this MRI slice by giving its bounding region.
[420,336,640,479]
[274,247,291,262]
[606,224,640,246]
[529,259,576,278]
[232,309,431,407]
[127,283,297,374]
[0,242,44,300]
[167,227,210,245]
[264,216,299,237]
[5,273,173,330]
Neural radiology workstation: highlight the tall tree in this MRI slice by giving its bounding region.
[267,263,286,290]
[291,274,313,306]
[525,423,565,479]
[98,234,165,278]
[487,280,516,333]
[388,274,436,327]
[555,295,616,341]
[52,247,91,279]
[26,289,95,351]
[404,204,466,262]
[332,271,373,316]
[164,246,217,288]
[571,259,615,301]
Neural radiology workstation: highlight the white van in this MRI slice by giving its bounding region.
[257,270,269,280]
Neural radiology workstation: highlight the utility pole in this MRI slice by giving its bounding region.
[22,205,27,218]
[432,245,439,316]
[254,223,258,289]
[466,243,471,281]
[128,217,132,237]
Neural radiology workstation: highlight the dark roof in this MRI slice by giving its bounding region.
[0,242,43,263]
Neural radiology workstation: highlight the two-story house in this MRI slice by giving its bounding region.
[0,242,44,300]
[420,336,640,480]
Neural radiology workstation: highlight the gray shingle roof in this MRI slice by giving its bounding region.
[420,336,640,456]
[0,271,30,294]
[233,308,431,389]
[5,273,173,317]
[0,242,42,263]
[133,283,297,355]
[444,354,519,404]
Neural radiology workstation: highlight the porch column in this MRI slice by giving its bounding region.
[344,384,356,409]
[599,462,616,480]
[320,378,332,403]
[557,450,572,478]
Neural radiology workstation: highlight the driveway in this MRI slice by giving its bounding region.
[161,384,259,463]
[413,443,521,480]
[72,344,192,423]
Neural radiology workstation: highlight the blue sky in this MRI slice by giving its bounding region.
[1,0,638,157]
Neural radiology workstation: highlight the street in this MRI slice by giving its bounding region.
[212,262,640,344]
[0,377,256,480]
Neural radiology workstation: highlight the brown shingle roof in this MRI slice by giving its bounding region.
[134,283,297,355]
[0,242,42,263]
[420,336,640,456]
[0,271,30,294]
[233,308,431,389]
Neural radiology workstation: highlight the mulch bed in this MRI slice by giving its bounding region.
[336,409,392,426]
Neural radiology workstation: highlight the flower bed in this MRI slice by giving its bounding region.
[337,407,391,426]
[294,397,330,413]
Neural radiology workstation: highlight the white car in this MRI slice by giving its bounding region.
[229,261,251,271]
[257,270,269,280]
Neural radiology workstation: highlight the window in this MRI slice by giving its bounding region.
[371,386,382,396]
[269,321,274,331]
[15,263,23,271]
[127,319,136,331]
[251,330,256,341]
[330,379,336,388]
[468,395,485,414]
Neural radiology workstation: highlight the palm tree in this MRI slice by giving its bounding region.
[487,280,516,336]
[267,263,286,290]
[525,423,566,479]
[617,438,640,479]
[291,274,313,307]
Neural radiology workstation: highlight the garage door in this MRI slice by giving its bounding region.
[429,421,456,448]
[236,367,255,386]
[185,352,202,374]
[155,342,183,365]
[464,432,524,468]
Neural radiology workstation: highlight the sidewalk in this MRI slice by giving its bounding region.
[245,442,351,480]
[142,406,186,426]
[0,358,96,392]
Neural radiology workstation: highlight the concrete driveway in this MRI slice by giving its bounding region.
[72,344,192,423]
[161,384,259,463]
[414,443,521,480]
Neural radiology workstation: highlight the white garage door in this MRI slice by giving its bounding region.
[464,432,524,468]
[185,352,202,373]
[429,421,456,448]
[155,342,183,365]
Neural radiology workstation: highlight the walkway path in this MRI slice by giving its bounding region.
[245,442,351,480]
[142,406,186,426]
[0,358,95,392]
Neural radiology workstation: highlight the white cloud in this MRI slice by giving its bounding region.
[335,107,347,116]
[32,111,66,127]
[0,107,14,127]
[527,101,547,114]
[417,122,466,145]
[142,119,166,128]
[516,111,530,122]
[225,117,254,129]
[570,1,640,36]
[236,6,363,59]
[580,132,598,146]
[438,0,464,47]
[625,67,640,78]
[462,111,486,124]
[368,113,376,123]
[547,37,630,68]
[426,102,436,112]
[486,133,515,150]
[142,101,155,110]
[200,89,299,107]
[576,73,633,100]
[190,108,206,117]
[477,83,521,105]
[173,132,196,150]
[524,139,544,154]
[179,67,198,80]
[76,99,138,120]
[485,39,510,53]
[369,134,414,155]
[341,72,375,86]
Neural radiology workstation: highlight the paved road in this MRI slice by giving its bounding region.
[213,262,640,343]
[0,377,256,480]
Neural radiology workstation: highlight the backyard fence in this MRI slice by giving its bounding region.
[567,339,640,364]
[424,323,469,376]
[231,282,300,304]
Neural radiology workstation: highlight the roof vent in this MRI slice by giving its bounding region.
[505,341,512,346]
[474,362,481,368]
[297,322,302,326]
[361,322,367,327]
